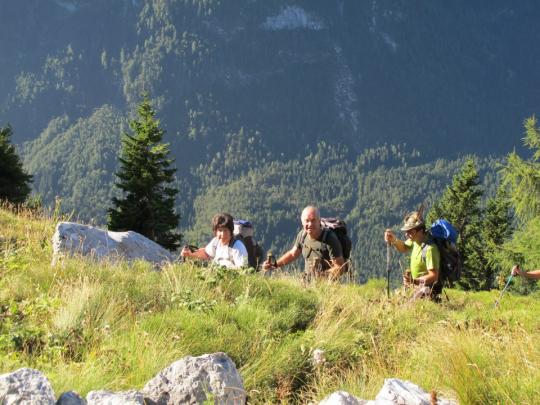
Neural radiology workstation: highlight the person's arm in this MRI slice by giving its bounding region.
[512,265,540,280]
[274,246,302,268]
[384,229,410,253]
[263,232,303,270]
[181,247,211,261]
[414,268,439,285]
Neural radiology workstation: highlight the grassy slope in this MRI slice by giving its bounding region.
[0,207,539,404]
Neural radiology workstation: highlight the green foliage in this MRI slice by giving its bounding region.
[0,126,32,204]
[482,186,513,287]
[501,116,540,223]
[23,107,124,221]
[427,158,487,290]
[496,116,540,294]
[108,95,181,250]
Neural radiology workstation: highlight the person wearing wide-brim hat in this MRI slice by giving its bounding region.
[384,207,440,298]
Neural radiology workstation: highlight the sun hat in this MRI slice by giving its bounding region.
[400,204,425,231]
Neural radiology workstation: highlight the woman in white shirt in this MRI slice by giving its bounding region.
[181,213,248,269]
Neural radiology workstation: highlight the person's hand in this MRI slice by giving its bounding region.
[180,246,191,258]
[384,228,396,245]
[262,260,276,271]
[511,264,524,277]
[403,270,412,287]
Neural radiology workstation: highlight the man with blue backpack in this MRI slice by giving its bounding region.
[384,208,441,299]
[385,206,461,300]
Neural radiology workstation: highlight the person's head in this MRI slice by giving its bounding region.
[212,213,234,244]
[400,210,426,242]
[301,206,322,239]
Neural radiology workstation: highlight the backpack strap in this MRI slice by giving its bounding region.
[420,238,434,262]
[302,229,330,260]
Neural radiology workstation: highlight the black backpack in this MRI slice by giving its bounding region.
[301,217,352,272]
[233,220,264,269]
[421,219,462,295]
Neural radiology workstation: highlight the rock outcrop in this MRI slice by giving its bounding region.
[0,358,457,405]
[86,390,145,405]
[0,368,56,405]
[142,352,246,405]
[318,378,458,405]
[52,222,174,266]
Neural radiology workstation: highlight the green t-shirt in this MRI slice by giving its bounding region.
[404,238,440,280]
[294,229,343,273]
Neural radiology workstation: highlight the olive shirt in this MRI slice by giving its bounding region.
[404,238,440,280]
[294,229,343,273]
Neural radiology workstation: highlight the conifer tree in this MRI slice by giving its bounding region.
[0,125,32,204]
[427,157,485,290]
[501,115,540,223]
[482,186,513,288]
[108,96,181,250]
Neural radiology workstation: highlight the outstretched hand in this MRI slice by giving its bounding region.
[384,228,395,245]
[511,264,524,277]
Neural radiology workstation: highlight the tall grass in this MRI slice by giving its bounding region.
[0,207,539,403]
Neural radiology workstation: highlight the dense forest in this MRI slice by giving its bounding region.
[1,0,539,281]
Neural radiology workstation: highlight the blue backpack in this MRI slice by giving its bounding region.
[422,219,461,295]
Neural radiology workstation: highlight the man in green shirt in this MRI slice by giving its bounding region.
[263,206,346,281]
[384,209,440,298]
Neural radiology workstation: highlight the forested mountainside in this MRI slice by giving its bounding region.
[1,0,537,278]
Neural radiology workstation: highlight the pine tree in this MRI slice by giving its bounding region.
[501,115,540,223]
[108,96,181,250]
[482,186,513,288]
[427,157,485,290]
[0,125,32,204]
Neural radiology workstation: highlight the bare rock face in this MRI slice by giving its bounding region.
[56,391,87,405]
[142,352,246,405]
[318,390,364,405]
[0,368,56,405]
[375,378,457,405]
[52,222,174,266]
[86,390,145,405]
[319,379,458,405]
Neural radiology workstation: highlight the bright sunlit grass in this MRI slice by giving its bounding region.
[1,206,539,404]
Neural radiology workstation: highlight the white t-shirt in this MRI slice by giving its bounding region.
[205,237,248,269]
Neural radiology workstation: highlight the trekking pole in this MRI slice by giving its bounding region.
[386,241,392,298]
[494,274,514,308]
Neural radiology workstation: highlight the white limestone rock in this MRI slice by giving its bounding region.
[319,379,457,405]
[52,221,174,266]
[86,390,145,405]
[318,390,365,405]
[142,352,246,405]
[0,368,56,405]
[375,379,457,405]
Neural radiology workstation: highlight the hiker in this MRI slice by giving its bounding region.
[511,264,540,280]
[180,213,248,269]
[384,209,440,298]
[262,206,346,280]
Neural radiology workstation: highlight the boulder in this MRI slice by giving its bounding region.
[318,390,364,405]
[0,368,56,405]
[56,391,87,405]
[52,222,174,266]
[375,378,457,405]
[86,390,145,405]
[142,352,246,405]
[319,379,457,405]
